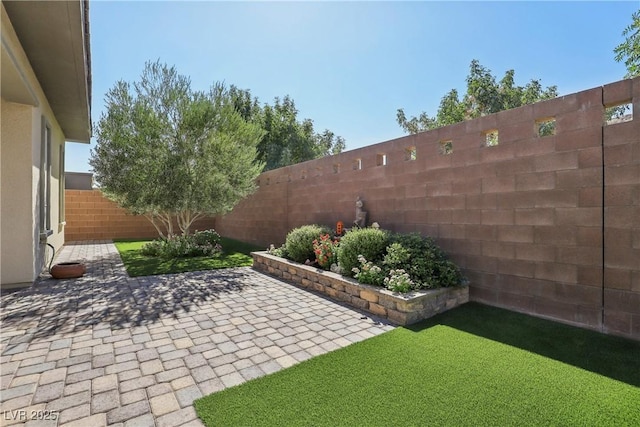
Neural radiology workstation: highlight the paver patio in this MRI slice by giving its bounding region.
[0,242,393,426]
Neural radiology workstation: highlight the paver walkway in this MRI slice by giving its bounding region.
[1,242,393,426]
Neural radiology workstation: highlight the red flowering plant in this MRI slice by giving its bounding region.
[313,234,339,270]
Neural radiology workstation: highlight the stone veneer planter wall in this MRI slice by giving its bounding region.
[252,251,469,326]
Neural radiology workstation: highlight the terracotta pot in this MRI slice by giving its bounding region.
[50,262,86,279]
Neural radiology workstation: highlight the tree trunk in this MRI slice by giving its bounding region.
[177,210,204,235]
[143,212,176,239]
[144,214,166,239]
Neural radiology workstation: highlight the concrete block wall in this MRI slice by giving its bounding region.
[216,77,640,340]
[602,79,640,338]
[65,190,217,241]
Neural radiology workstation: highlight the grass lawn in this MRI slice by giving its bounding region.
[114,237,262,277]
[195,303,640,426]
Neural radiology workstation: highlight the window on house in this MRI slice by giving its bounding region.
[58,144,65,225]
[39,118,52,232]
[376,153,387,166]
[352,159,362,170]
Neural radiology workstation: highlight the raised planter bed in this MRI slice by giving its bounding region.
[252,251,469,326]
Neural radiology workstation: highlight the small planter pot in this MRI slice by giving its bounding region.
[50,262,86,279]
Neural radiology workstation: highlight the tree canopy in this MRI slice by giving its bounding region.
[90,61,265,237]
[614,9,640,78]
[396,59,558,134]
[229,88,345,171]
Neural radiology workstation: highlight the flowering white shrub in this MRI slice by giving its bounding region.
[384,269,414,293]
[352,255,384,286]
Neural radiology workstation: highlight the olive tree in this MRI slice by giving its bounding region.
[90,61,265,237]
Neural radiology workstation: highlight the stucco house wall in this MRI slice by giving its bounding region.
[1,1,91,288]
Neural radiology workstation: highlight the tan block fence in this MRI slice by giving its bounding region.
[64,190,216,241]
[66,77,639,340]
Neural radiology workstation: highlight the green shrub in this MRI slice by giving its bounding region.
[161,237,193,259]
[338,227,389,277]
[352,255,384,286]
[141,229,222,259]
[285,224,331,263]
[389,233,463,288]
[140,239,163,257]
[267,244,288,258]
[191,229,223,249]
[383,242,411,271]
[384,269,414,293]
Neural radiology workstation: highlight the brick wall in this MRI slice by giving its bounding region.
[65,190,217,241]
[215,77,639,339]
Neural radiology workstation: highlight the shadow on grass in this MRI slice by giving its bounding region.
[116,237,262,277]
[120,251,255,277]
[407,302,640,387]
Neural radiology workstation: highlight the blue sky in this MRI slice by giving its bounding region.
[67,0,639,172]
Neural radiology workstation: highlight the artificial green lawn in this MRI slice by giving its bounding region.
[195,303,640,426]
[114,237,262,277]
